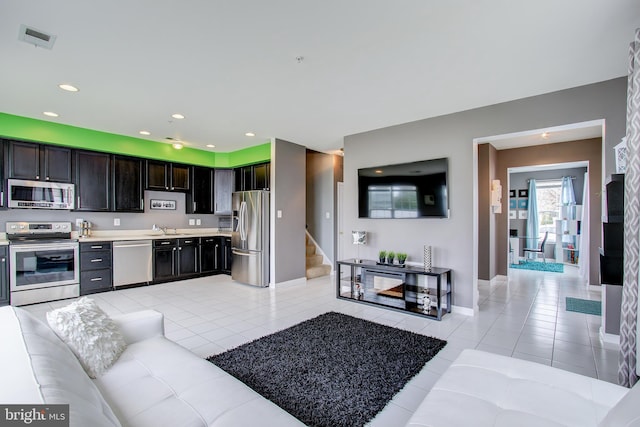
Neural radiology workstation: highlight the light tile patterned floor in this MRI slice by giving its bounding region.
[23,266,617,426]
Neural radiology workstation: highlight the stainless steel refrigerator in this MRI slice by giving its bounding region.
[231,190,270,287]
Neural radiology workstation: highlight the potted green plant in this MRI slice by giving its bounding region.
[387,251,396,264]
[397,252,407,265]
[378,250,387,264]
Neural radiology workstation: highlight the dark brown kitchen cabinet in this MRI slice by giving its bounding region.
[199,237,222,274]
[8,140,72,182]
[153,238,199,282]
[74,150,111,211]
[214,169,234,214]
[234,162,270,191]
[146,160,190,192]
[113,156,144,212]
[187,166,213,214]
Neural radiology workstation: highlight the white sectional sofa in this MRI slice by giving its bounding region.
[0,306,304,427]
[407,349,640,427]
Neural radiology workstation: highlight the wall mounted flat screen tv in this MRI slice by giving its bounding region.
[358,157,449,219]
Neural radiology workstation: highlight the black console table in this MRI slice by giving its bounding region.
[336,259,452,320]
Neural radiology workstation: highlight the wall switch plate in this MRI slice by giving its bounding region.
[114,218,121,226]
[325,211,330,219]
[75,218,84,227]
[196,219,201,226]
[189,219,195,225]
[277,210,283,218]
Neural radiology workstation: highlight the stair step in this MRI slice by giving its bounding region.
[306,254,323,267]
[306,264,331,279]
[306,244,316,256]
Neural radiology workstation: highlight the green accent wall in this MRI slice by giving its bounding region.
[0,112,270,168]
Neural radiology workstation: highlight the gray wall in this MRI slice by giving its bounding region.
[1,190,223,233]
[344,77,627,310]
[272,138,307,283]
[306,150,336,263]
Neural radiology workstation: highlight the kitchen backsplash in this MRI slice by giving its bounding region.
[1,190,226,232]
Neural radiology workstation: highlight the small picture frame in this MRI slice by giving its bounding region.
[150,199,177,210]
[509,210,517,219]
[517,199,528,210]
[518,210,528,219]
[518,189,528,198]
[509,200,517,209]
[509,189,516,198]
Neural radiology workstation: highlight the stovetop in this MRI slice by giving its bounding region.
[6,221,73,242]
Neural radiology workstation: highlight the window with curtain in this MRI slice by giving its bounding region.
[535,179,562,243]
[367,185,418,218]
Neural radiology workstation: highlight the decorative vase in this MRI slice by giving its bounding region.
[424,246,432,271]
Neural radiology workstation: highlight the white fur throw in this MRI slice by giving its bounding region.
[46,297,126,378]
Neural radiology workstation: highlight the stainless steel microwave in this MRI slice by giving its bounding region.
[7,179,75,209]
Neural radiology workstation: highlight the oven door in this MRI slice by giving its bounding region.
[10,242,79,292]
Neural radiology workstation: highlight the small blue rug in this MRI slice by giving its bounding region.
[510,261,564,273]
[566,297,601,316]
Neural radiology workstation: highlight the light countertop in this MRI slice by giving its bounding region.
[0,229,232,245]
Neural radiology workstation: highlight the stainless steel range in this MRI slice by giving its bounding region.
[7,221,79,306]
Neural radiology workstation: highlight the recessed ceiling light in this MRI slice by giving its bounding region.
[171,113,185,119]
[172,143,184,149]
[375,170,383,174]
[206,144,216,148]
[139,130,151,136]
[541,132,550,139]
[43,111,59,117]
[245,132,255,137]
[58,84,79,92]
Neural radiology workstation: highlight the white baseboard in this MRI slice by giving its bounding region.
[599,326,620,349]
[452,305,474,316]
[270,277,307,288]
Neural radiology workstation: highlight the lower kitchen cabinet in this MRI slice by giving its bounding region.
[222,237,232,275]
[200,237,222,274]
[153,238,199,283]
[0,246,8,306]
[80,242,113,295]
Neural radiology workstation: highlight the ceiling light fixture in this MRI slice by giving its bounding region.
[43,111,59,117]
[206,144,216,148]
[172,143,183,149]
[139,130,151,136]
[58,84,79,92]
[541,132,549,139]
[171,113,185,119]
[245,132,255,137]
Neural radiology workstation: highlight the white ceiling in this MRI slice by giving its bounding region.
[1,1,638,154]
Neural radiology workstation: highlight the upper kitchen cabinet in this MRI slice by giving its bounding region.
[146,160,190,192]
[187,166,213,214]
[113,155,144,212]
[8,140,72,183]
[234,162,270,191]
[214,169,234,214]
[74,150,111,211]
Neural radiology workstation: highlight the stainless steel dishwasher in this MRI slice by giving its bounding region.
[113,240,153,287]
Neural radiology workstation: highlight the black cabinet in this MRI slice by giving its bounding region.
[113,156,144,212]
[214,169,234,214]
[222,236,232,274]
[8,140,72,182]
[153,238,199,282]
[199,237,221,274]
[80,242,113,295]
[234,162,270,191]
[0,246,8,306]
[188,166,213,214]
[0,141,5,209]
[600,174,624,285]
[74,151,111,211]
[146,160,190,192]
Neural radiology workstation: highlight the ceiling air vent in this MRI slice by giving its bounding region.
[18,24,57,49]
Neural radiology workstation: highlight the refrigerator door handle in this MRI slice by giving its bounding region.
[232,249,253,257]
[240,201,248,242]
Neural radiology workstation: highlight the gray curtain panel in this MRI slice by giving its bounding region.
[619,28,640,388]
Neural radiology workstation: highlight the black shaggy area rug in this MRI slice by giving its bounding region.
[207,312,446,427]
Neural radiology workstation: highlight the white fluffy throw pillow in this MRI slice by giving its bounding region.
[46,297,126,378]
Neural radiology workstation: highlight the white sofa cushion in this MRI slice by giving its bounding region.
[93,335,305,427]
[407,349,629,427]
[46,297,127,378]
[0,306,121,427]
